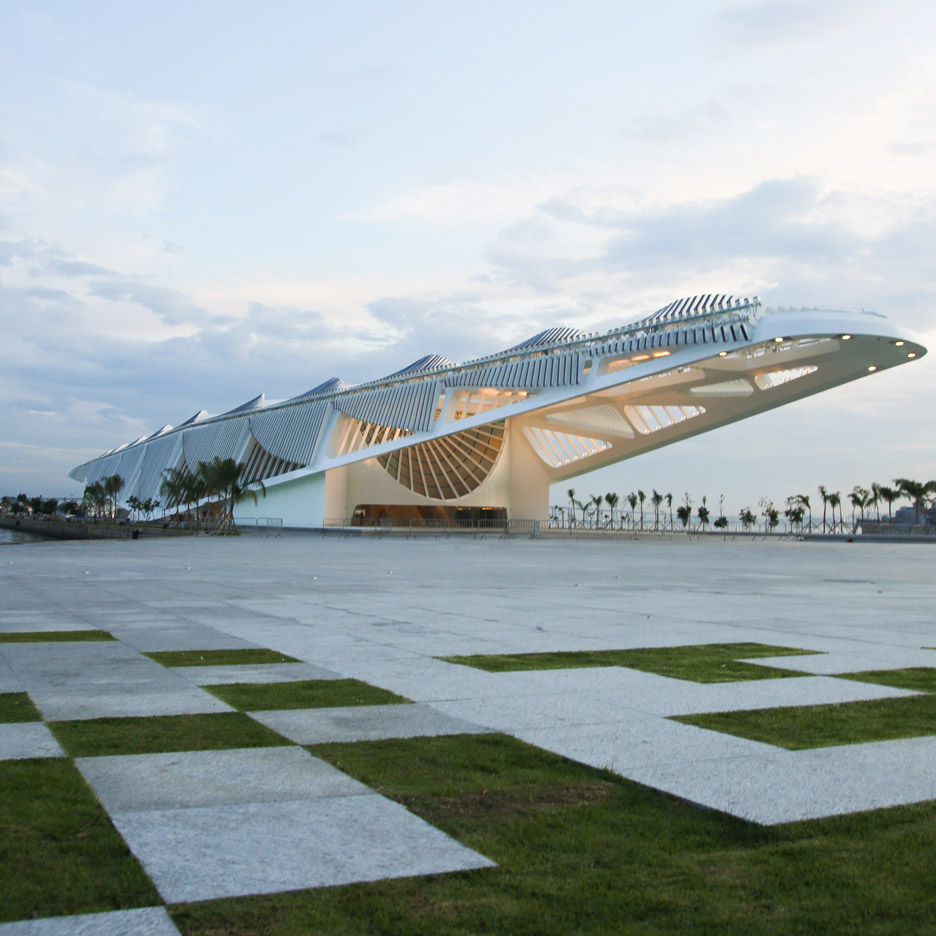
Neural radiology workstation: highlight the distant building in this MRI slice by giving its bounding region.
[70,296,926,528]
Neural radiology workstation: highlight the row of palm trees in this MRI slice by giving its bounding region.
[557,478,936,533]
[82,474,125,520]
[81,458,264,533]
[815,479,936,532]
[158,457,264,533]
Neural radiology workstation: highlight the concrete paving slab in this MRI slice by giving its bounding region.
[622,735,936,825]
[169,662,340,685]
[1,643,232,721]
[0,907,180,936]
[251,702,489,744]
[111,795,495,903]
[77,746,369,812]
[596,674,918,718]
[0,722,65,760]
[429,693,644,733]
[745,648,936,675]
[515,716,779,773]
[0,621,96,634]
[111,626,254,652]
[0,660,23,693]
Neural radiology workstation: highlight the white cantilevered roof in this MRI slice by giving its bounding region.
[69,294,926,504]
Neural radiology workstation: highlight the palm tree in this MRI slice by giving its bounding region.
[697,496,710,530]
[665,492,673,531]
[849,485,871,530]
[784,496,805,531]
[626,492,638,530]
[198,456,266,532]
[818,485,829,533]
[796,494,812,532]
[567,488,577,529]
[739,507,756,530]
[870,483,882,522]
[878,484,899,522]
[589,494,603,529]
[651,489,663,530]
[126,495,142,521]
[160,468,187,521]
[828,491,842,533]
[637,489,646,530]
[604,492,619,529]
[894,478,936,526]
[676,492,692,530]
[759,497,778,532]
[103,474,125,520]
[83,481,107,519]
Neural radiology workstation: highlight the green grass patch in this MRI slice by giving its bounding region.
[0,758,159,923]
[838,667,936,694]
[172,733,936,935]
[0,630,114,643]
[675,694,936,749]
[440,642,818,682]
[204,678,410,711]
[49,712,291,757]
[0,692,41,723]
[144,648,301,667]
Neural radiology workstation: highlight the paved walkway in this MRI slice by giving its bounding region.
[2,536,936,931]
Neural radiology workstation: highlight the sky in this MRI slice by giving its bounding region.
[1,0,935,512]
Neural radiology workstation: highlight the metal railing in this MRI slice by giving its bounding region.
[323,518,540,537]
[233,517,284,537]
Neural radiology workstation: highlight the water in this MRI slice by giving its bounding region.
[0,527,46,544]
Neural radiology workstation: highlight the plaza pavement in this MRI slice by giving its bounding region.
[2,534,936,932]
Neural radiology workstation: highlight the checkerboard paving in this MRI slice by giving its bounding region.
[0,632,495,925]
[4,536,936,929]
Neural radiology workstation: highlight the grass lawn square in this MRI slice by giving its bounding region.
[674,694,936,749]
[145,648,301,667]
[838,667,936,694]
[0,758,159,923]
[440,642,819,682]
[171,733,936,935]
[0,692,41,723]
[49,712,292,757]
[205,678,410,711]
[0,630,114,643]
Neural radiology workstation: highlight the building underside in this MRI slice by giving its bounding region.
[69,295,927,527]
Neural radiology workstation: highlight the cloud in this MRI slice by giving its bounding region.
[87,280,208,327]
[47,258,117,278]
[479,175,936,330]
[598,178,858,269]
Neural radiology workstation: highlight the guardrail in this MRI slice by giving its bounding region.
[323,518,541,537]
[233,517,284,537]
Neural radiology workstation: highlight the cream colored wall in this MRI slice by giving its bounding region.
[327,419,551,522]
[234,417,553,528]
[503,420,552,521]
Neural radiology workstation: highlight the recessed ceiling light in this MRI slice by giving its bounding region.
[718,351,728,357]
[867,365,877,372]
[895,340,905,346]
[907,352,917,358]
[841,334,852,340]
[774,337,785,343]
